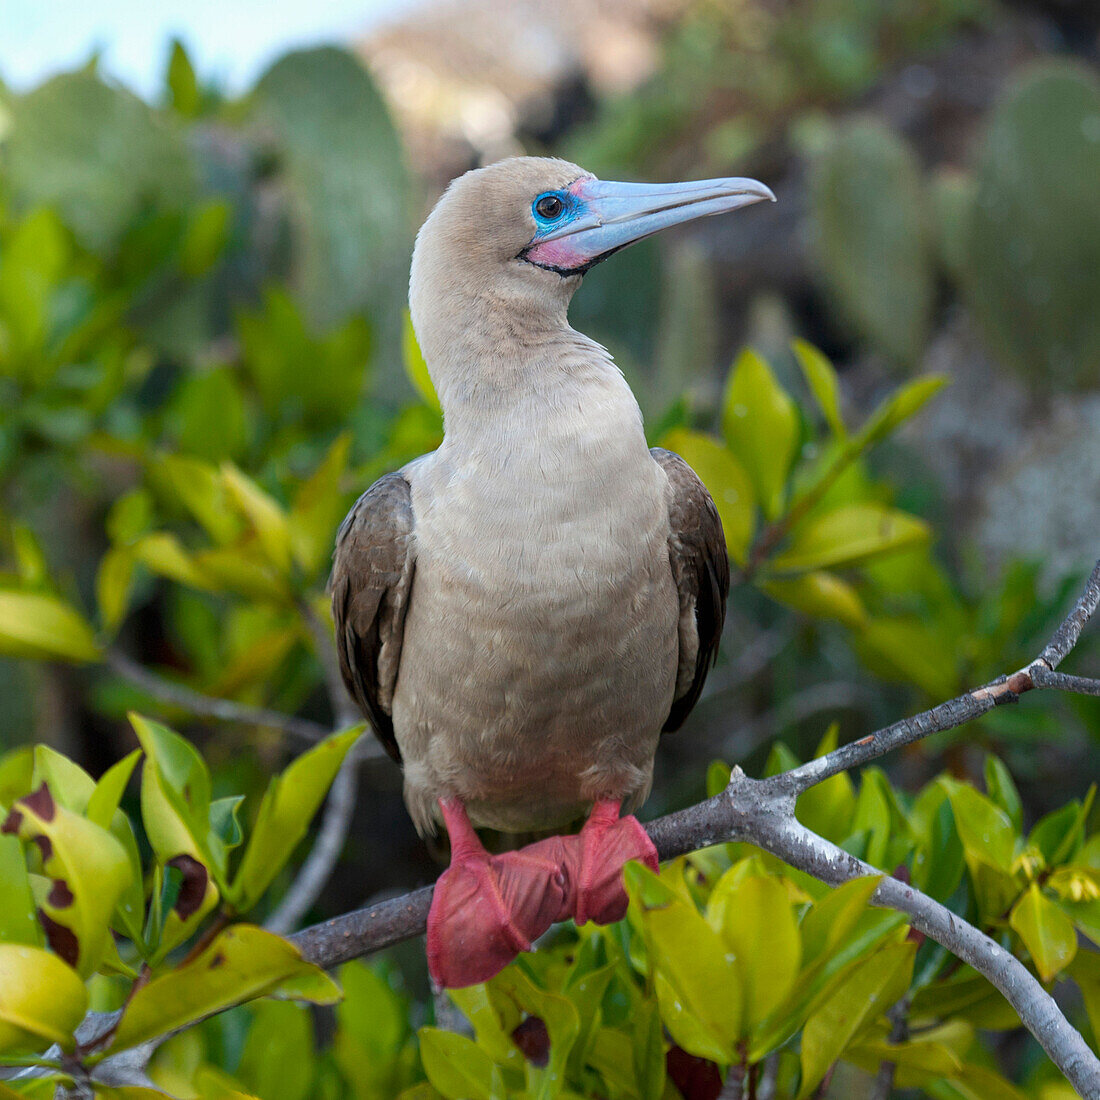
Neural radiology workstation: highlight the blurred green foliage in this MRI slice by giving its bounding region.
[0,4,1098,1096]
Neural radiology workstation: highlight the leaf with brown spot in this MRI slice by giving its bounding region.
[3,783,131,977]
[108,925,340,1053]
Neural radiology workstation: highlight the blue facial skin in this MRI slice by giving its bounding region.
[530,190,584,237]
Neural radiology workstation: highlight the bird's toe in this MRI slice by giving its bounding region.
[572,802,658,926]
[427,840,572,988]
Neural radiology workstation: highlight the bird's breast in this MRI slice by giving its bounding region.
[394,395,679,832]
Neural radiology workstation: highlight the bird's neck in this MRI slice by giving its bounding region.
[425,309,639,449]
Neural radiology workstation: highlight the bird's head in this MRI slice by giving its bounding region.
[409,156,774,389]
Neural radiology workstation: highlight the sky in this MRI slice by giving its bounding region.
[1,0,420,99]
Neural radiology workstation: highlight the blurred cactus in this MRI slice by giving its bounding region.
[929,167,977,283]
[251,48,412,388]
[809,118,934,368]
[961,62,1100,390]
[4,70,193,253]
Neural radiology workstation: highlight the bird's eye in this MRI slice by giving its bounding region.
[534,194,565,220]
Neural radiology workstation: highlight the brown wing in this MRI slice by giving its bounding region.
[330,472,416,762]
[651,447,730,732]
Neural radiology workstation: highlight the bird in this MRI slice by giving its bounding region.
[331,156,774,988]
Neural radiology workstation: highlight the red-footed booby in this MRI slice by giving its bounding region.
[332,157,774,988]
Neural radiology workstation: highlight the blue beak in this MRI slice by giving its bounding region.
[523,175,776,274]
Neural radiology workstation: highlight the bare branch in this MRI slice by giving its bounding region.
[105,648,329,744]
[291,561,1100,1095]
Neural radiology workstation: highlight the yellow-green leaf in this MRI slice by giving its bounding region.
[793,339,846,438]
[109,925,340,1053]
[419,1028,503,1100]
[0,943,87,1053]
[0,590,100,663]
[761,570,867,628]
[0,835,41,946]
[96,546,136,634]
[221,464,292,574]
[625,862,742,1060]
[1010,884,1077,982]
[134,533,216,592]
[770,504,929,573]
[855,375,948,450]
[2,782,131,977]
[798,941,915,1097]
[721,349,799,520]
[707,872,800,1033]
[660,428,755,566]
[287,433,352,575]
[231,727,362,911]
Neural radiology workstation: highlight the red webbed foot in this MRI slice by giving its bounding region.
[426,800,573,988]
[570,799,658,926]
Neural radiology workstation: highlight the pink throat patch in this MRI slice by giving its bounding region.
[524,237,588,271]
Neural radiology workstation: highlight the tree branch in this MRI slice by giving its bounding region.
[105,648,330,745]
[291,560,1100,1096]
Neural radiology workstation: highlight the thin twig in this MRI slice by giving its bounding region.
[105,648,329,744]
[870,997,910,1100]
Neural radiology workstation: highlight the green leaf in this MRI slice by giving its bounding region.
[180,201,230,277]
[166,38,201,116]
[0,590,101,663]
[1068,949,1100,1047]
[84,750,144,946]
[236,1001,314,1100]
[490,966,580,1099]
[402,310,440,412]
[946,784,1016,873]
[721,349,799,521]
[419,1028,504,1100]
[134,533,216,592]
[173,369,248,463]
[221,464,293,575]
[798,941,915,1097]
[854,376,948,451]
[660,428,755,565]
[793,340,846,438]
[130,714,220,948]
[96,546,136,634]
[147,455,241,546]
[31,746,95,812]
[706,760,732,799]
[231,727,362,911]
[2,782,132,977]
[0,835,41,946]
[761,570,867,628]
[108,925,340,1053]
[287,433,352,575]
[800,876,883,965]
[86,750,141,831]
[10,524,49,588]
[769,504,930,574]
[625,862,742,1061]
[1010,884,1077,982]
[1029,788,1094,867]
[706,872,800,1031]
[0,943,87,1053]
[984,756,1023,833]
